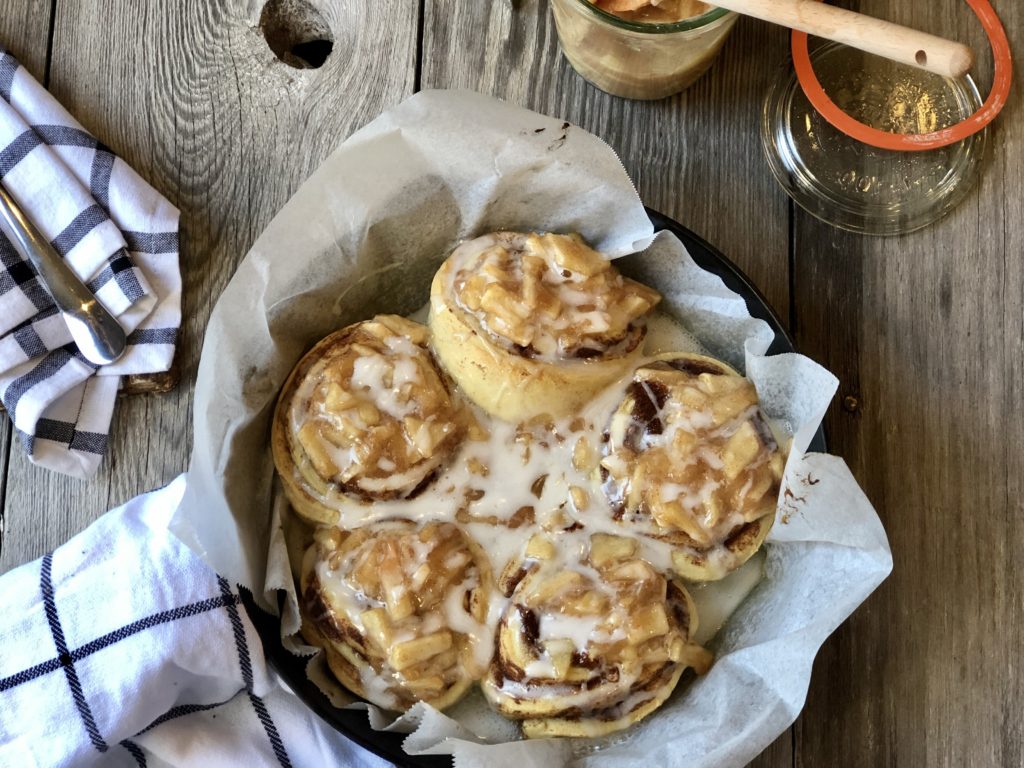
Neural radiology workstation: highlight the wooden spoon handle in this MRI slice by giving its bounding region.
[712,0,974,78]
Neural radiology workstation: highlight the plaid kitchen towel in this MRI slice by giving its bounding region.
[0,45,181,479]
[0,477,393,768]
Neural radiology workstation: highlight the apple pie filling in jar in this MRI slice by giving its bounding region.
[550,0,738,100]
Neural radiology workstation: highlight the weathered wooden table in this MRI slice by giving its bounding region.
[0,0,1020,765]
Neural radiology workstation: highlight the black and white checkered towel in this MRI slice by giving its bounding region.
[0,477,392,768]
[0,45,180,478]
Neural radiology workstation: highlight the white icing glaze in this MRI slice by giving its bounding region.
[304,308,785,719]
[603,350,783,550]
[641,313,704,357]
[689,550,766,646]
[350,352,421,420]
[539,610,624,650]
[441,578,492,670]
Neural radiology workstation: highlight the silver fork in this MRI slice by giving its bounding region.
[0,182,126,366]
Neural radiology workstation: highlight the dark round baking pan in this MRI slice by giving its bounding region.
[242,210,828,767]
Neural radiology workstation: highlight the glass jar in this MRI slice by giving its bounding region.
[550,0,739,100]
[761,42,987,235]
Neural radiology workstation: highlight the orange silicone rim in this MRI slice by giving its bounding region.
[792,0,1013,151]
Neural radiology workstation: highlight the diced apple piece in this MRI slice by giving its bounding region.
[539,233,609,277]
[608,560,655,583]
[403,674,446,696]
[360,608,393,651]
[506,619,538,666]
[743,469,775,507]
[668,636,686,663]
[298,422,338,478]
[713,389,756,425]
[357,402,380,426]
[589,534,638,568]
[410,562,431,591]
[544,638,575,679]
[695,371,734,391]
[525,534,556,561]
[325,382,355,412]
[528,570,584,603]
[627,604,670,645]
[638,639,671,665]
[388,631,453,671]
[723,421,761,480]
[678,385,708,410]
[568,590,606,616]
[380,559,414,621]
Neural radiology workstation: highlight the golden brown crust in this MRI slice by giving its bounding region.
[520,662,685,738]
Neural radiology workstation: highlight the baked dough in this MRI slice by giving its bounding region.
[483,531,711,737]
[600,353,786,580]
[300,521,493,712]
[272,315,464,525]
[429,232,660,422]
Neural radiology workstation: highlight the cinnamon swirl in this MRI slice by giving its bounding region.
[483,532,711,738]
[600,353,786,581]
[300,521,494,712]
[272,315,464,525]
[429,232,660,422]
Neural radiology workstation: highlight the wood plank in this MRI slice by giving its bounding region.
[792,0,1023,766]
[0,0,55,563]
[0,0,420,571]
[0,0,51,79]
[423,3,793,766]
[748,732,793,768]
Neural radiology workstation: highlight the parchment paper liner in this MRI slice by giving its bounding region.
[174,90,892,768]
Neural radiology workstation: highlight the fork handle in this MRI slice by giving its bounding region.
[0,184,127,366]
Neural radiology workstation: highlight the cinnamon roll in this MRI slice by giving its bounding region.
[429,232,661,422]
[483,532,711,738]
[272,315,464,525]
[300,521,494,712]
[600,353,787,581]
